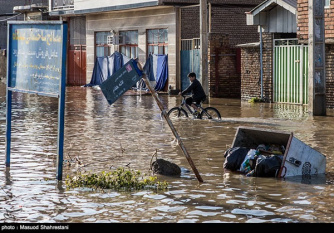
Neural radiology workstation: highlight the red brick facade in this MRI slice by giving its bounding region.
[297,0,334,108]
[239,1,334,109]
[240,45,261,100]
[239,33,273,102]
[181,1,262,98]
[181,4,260,45]
[208,33,240,98]
[297,0,334,42]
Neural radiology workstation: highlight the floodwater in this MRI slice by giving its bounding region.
[0,81,334,223]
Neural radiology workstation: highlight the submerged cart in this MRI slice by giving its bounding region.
[230,127,326,177]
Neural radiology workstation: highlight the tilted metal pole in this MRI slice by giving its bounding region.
[137,65,203,182]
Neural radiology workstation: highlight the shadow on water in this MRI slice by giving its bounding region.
[0,83,334,223]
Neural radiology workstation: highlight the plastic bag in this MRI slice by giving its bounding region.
[223,147,250,171]
[239,149,257,173]
[253,155,283,177]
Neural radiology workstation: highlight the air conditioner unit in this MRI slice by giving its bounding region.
[107,35,114,45]
[107,35,124,45]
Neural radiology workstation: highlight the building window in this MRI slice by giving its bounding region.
[95,31,112,57]
[325,0,330,7]
[147,29,168,56]
[119,30,138,59]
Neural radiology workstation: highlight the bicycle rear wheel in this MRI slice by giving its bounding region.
[167,107,188,119]
[200,107,221,121]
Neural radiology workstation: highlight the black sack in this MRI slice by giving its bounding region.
[254,155,283,177]
[223,147,250,171]
[151,159,181,176]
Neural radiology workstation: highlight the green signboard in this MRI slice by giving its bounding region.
[100,59,142,105]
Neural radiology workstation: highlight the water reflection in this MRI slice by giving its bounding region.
[0,82,333,223]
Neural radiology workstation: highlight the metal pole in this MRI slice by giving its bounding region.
[56,23,68,180]
[200,0,209,103]
[5,89,12,167]
[308,0,326,116]
[260,26,263,99]
[137,63,203,182]
[5,24,12,168]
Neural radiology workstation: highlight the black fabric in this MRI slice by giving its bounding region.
[185,97,193,105]
[151,159,181,176]
[223,147,250,171]
[181,78,206,101]
[254,155,283,177]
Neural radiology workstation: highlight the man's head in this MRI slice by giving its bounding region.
[187,72,196,82]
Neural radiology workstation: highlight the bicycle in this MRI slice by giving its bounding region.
[167,95,221,121]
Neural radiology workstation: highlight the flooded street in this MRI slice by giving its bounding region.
[0,81,334,223]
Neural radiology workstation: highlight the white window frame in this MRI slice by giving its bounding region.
[147,28,168,56]
[325,0,330,8]
[119,30,138,59]
[95,31,113,57]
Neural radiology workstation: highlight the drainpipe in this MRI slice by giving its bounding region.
[259,26,263,99]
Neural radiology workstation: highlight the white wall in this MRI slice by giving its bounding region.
[75,0,158,11]
[86,6,178,90]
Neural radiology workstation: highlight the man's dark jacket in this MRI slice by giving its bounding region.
[181,78,206,101]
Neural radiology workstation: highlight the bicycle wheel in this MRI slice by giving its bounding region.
[167,107,188,119]
[200,107,221,121]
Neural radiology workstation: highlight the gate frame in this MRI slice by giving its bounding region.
[273,38,308,105]
[180,38,200,91]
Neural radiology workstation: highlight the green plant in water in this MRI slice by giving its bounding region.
[248,97,263,103]
[65,167,169,191]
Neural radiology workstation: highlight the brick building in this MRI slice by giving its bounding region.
[297,0,334,108]
[48,0,263,97]
[242,0,334,109]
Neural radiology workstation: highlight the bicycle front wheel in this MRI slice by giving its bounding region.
[167,107,188,119]
[201,107,221,121]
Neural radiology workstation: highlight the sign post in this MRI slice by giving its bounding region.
[100,59,203,182]
[6,21,68,180]
[100,60,142,105]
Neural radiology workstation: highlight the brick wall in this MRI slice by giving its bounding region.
[210,6,260,47]
[262,32,274,102]
[297,0,308,42]
[181,3,262,98]
[297,0,334,109]
[208,33,240,98]
[181,7,200,39]
[297,0,334,42]
[240,46,261,101]
[239,32,273,102]
[181,4,260,46]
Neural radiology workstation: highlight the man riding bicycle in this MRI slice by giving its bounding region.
[178,72,206,117]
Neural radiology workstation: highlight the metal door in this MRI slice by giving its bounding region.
[180,38,200,91]
[273,39,308,104]
[68,45,86,86]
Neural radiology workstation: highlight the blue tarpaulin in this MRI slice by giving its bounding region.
[143,54,168,91]
[84,51,130,87]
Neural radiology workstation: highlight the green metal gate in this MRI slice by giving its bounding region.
[273,39,308,104]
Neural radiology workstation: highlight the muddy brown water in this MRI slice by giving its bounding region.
[0,82,334,223]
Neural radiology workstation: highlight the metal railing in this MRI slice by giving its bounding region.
[51,0,74,11]
[181,38,200,50]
